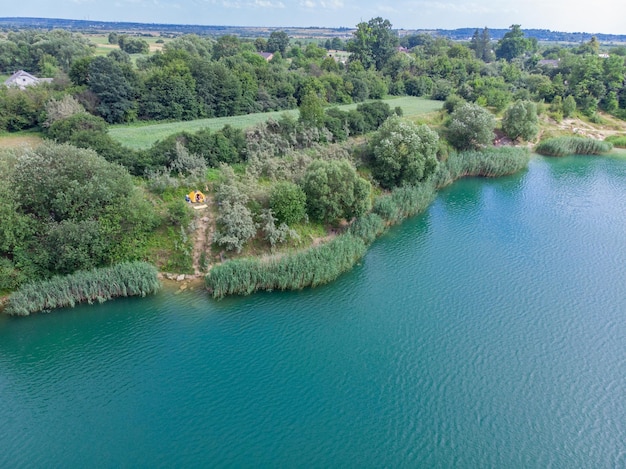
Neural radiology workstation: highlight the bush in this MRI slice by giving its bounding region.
[302,159,371,224]
[501,100,539,142]
[447,103,496,150]
[356,101,393,132]
[4,261,161,316]
[535,137,613,157]
[47,112,108,141]
[270,181,307,225]
[369,116,439,188]
[205,234,366,298]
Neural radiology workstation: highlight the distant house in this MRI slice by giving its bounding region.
[256,52,274,61]
[397,46,410,54]
[598,53,610,58]
[3,70,53,90]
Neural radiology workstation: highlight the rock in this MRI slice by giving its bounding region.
[165,273,176,280]
[176,274,185,282]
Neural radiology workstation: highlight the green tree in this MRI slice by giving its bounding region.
[140,67,199,121]
[10,142,156,275]
[347,17,399,71]
[298,91,326,128]
[267,31,290,55]
[302,159,371,224]
[118,35,149,54]
[369,116,439,189]
[447,103,496,150]
[501,100,539,142]
[212,35,241,60]
[562,95,577,117]
[88,56,137,123]
[496,25,536,61]
[470,27,494,62]
[270,182,307,225]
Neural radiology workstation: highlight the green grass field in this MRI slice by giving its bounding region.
[109,96,443,149]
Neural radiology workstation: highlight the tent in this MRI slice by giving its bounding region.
[186,190,206,203]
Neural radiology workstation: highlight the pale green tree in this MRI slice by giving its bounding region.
[369,116,439,189]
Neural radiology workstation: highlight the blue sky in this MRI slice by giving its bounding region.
[3,0,625,34]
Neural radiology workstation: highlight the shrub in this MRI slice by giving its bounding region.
[4,261,161,316]
[369,116,439,188]
[447,103,496,150]
[501,100,539,142]
[535,137,613,157]
[302,159,371,224]
[270,181,307,225]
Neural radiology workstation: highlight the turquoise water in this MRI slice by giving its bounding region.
[2,156,626,467]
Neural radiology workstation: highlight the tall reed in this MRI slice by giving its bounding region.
[4,262,161,316]
[206,234,366,299]
[434,146,531,187]
[535,137,612,157]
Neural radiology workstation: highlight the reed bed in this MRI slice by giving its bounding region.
[372,183,437,225]
[206,234,366,299]
[604,135,626,149]
[434,147,531,187]
[535,137,613,157]
[4,262,161,316]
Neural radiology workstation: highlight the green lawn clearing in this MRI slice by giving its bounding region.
[109,96,443,149]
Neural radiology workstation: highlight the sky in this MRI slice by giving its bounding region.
[2,0,625,35]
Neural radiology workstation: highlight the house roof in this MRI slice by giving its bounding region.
[4,70,51,89]
[256,52,274,61]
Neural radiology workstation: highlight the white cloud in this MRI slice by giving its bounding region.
[300,0,344,9]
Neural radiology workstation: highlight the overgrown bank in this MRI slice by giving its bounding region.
[206,147,530,298]
[3,261,160,316]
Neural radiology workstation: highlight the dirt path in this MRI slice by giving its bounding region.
[191,194,215,275]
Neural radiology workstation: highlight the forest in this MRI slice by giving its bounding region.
[1,19,624,312]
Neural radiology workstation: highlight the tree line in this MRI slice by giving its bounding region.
[1,21,625,133]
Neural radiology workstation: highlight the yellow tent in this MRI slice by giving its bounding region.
[187,190,206,203]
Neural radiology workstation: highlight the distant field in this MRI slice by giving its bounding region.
[0,133,43,150]
[110,96,443,149]
[86,33,168,57]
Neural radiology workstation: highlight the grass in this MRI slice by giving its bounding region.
[605,135,626,148]
[0,131,44,150]
[109,97,444,149]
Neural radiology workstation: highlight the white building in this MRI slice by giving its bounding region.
[4,70,53,90]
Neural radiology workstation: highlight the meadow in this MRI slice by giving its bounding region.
[109,96,443,149]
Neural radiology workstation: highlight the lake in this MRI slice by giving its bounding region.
[1,155,625,467]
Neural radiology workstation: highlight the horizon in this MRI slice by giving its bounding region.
[1,0,625,36]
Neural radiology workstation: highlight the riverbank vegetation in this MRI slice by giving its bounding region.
[206,146,530,298]
[4,261,160,316]
[535,136,613,156]
[1,18,625,309]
